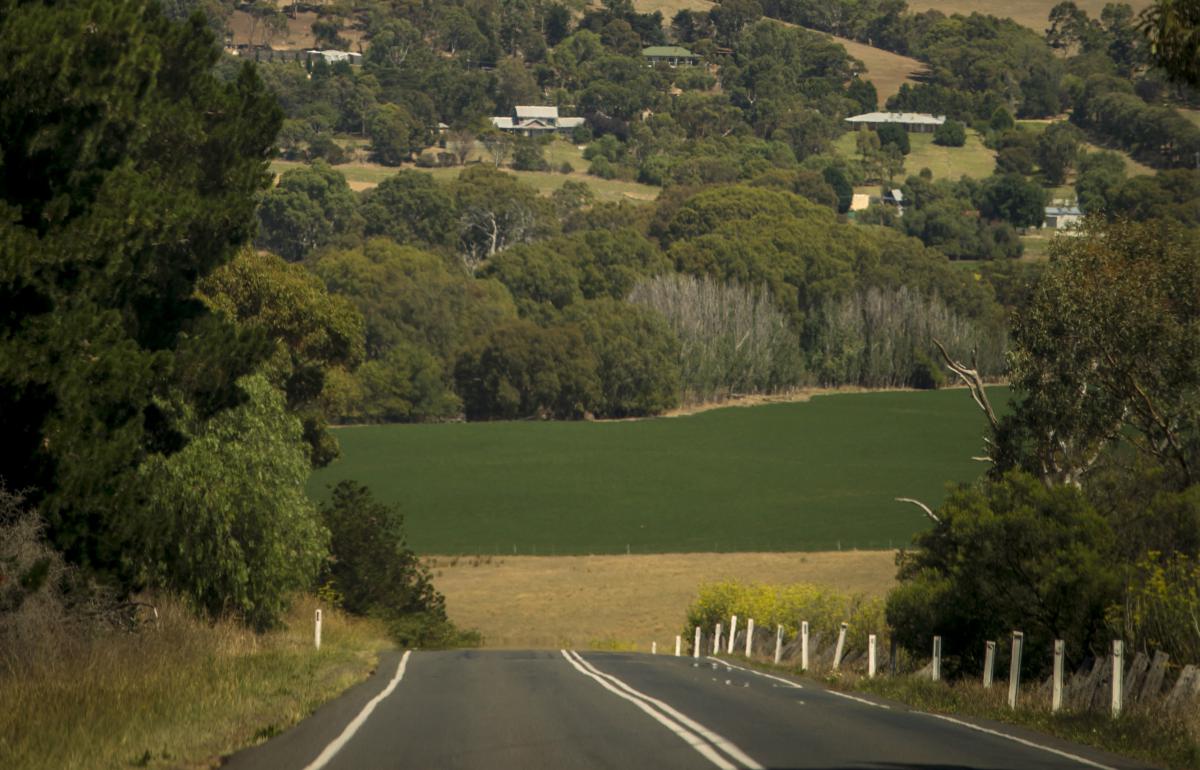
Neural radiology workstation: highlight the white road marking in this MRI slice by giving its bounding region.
[706,657,804,690]
[301,650,412,770]
[562,650,765,770]
[826,689,891,709]
[571,651,765,770]
[924,713,1119,770]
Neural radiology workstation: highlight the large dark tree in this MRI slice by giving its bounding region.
[0,0,281,581]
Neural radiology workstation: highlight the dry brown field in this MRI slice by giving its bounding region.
[904,0,1152,32]
[428,550,897,651]
[833,35,926,105]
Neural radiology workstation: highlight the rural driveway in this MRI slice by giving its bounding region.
[222,650,1157,770]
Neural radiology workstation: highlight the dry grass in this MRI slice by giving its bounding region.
[0,595,390,770]
[426,551,897,651]
[271,157,660,203]
[831,35,925,105]
[227,10,366,52]
[904,0,1151,32]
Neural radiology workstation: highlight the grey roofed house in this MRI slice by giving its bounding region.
[1044,204,1083,229]
[844,112,946,133]
[491,106,585,136]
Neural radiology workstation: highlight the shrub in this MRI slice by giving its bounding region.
[685,581,886,653]
[1112,552,1200,663]
[877,123,911,155]
[887,472,1120,676]
[933,119,967,147]
[319,481,476,647]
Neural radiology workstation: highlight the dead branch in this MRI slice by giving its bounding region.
[895,497,940,524]
[933,338,998,430]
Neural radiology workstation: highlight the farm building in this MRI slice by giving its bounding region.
[845,112,946,133]
[642,46,700,67]
[1044,204,1083,229]
[305,49,362,66]
[490,106,586,136]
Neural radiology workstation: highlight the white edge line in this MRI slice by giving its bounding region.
[826,688,892,709]
[560,650,739,770]
[706,656,804,690]
[924,712,1119,770]
[301,649,412,770]
[570,651,765,770]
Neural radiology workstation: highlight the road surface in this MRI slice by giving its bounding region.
[222,650,1157,770]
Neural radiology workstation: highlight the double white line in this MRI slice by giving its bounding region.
[560,649,764,770]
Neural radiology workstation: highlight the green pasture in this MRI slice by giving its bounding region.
[310,389,1007,554]
[834,129,997,181]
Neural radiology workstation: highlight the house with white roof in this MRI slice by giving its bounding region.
[845,112,946,133]
[1044,204,1083,230]
[490,106,586,136]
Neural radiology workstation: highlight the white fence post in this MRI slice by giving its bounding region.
[832,622,848,671]
[1008,631,1024,710]
[983,640,996,688]
[1111,640,1124,718]
[694,626,702,659]
[714,622,722,655]
[314,608,322,650]
[801,621,810,672]
[868,634,877,678]
[728,615,738,654]
[774,625,783,665]
[652,642,657,655]
[1052,639,1065,713]
[675,635,682,657]
[745,618,755,657]
[932,636,942,682]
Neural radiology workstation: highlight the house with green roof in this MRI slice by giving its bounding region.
[642,46,700,67]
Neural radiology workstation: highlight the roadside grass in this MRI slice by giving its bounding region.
[0,595,391,770]
[314,389,1005,555]
[834,130,996,181]
[850,675,1200,770]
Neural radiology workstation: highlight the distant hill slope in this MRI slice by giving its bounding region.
[632,0,923,106]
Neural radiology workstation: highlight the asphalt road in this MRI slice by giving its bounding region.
[222,650,1158,770]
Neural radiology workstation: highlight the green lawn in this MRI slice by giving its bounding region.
[311,389,1005,554]
[835,129,997,182]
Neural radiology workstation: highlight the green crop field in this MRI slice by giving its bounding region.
[310,389,1006,554]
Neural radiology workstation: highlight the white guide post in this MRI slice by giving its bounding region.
[1008,631,1024,710]
[932,636,942,682]
[675,635,682,657]
[652,642,657,655]
[1052,639,1065,713]
[694,626,702,659]
[745,618,755,657]
[714,622,723,655]
[832,622,848,671]
[728,615,738,655]
[774,625,783,665]
[1111,640,1124,718]
[801,621,810,672]
[983,641,996,688]
[868,634,877,678]
[314,608,323,650]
